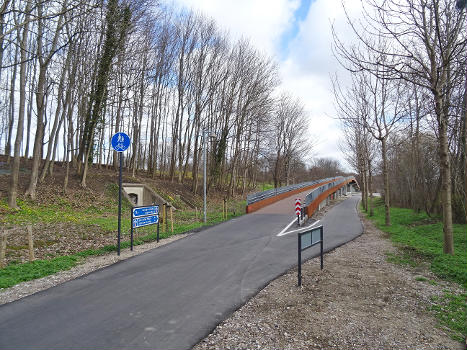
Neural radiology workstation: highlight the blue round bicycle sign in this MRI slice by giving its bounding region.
[111,132,131,152]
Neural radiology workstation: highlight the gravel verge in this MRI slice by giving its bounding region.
[194,210,464,350]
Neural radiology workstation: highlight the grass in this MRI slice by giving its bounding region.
[0,256,79,288]
[0,195,132,229]
[260,183,275,191]
[0,197,246,289]
[431,292,467,342]
[363,199,467,341]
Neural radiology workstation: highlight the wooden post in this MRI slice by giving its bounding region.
[164,204,168,232]
[223,198,227,219]
[222,200,225,219]
[27,225,35,261]
[0,231,7,268]
[162,204,166,233]
[195,207,198,221]
[170,206,174,233]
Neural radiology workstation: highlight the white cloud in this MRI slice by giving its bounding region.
[167,0,363,171]
[170,0,300,56]
[279,0,362,170]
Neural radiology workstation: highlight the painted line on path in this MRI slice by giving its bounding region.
[276,219,297,237]
[277,220,320,237]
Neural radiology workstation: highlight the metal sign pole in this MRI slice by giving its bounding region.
[130,207,134,251]
[118,152,122,256]
[320,226,324,270]
[111,132,130,256]
[297,225,324,287]
[298,234,302,287]
[157,221,160,242]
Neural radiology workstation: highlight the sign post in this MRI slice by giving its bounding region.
[111,132,131,256]
[297,225,323,286]
[130,205,159,250]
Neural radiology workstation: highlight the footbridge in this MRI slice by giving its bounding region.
[246,176,359,216]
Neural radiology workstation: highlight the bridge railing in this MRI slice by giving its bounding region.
[304,176,353,206]
[246,177,341,206]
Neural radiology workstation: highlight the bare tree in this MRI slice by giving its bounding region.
[8,0,33,208]
[270,94,311,188]
[25,0,68,199]
[333,0,466,253]
[78,0,132,187]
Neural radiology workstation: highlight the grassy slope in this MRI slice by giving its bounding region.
[363,199,466,341]
[0,180,248,289]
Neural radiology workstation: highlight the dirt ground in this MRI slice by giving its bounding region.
[194,212,465,350]
[0,155,203,209]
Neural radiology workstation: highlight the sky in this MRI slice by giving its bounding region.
[167,0,361,171]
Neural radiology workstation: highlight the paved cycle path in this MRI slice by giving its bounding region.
[0,194,362,349]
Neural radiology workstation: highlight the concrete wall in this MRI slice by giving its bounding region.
[122,183,172,208]
[123,185,144,206]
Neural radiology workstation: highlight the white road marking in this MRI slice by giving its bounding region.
[276,219,297,237]
[277,220,321,237]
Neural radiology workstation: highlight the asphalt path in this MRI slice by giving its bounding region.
[0,193,362,350]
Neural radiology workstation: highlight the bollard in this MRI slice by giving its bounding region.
[27,225,35,261]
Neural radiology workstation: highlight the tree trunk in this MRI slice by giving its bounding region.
[368,158,374,216]
[40,47,70,182]
[437,94,454,254]
[463,71,467,221]
[8,1,32,207]
[381,136,391,226]
[25,51,36,158]
[362,160,368,212]
[26,1,64,199]
[6,43,18,162]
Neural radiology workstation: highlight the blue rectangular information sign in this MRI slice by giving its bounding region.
[132,215,159,228]
[133,205,159,218]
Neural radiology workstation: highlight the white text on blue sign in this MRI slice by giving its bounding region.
[133,205,159,218]
[133,215,159,228]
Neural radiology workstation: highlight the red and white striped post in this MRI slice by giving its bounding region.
[295,198,301,225]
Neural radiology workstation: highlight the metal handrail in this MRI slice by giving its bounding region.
[247,177,344,205]
[304,176,354,206]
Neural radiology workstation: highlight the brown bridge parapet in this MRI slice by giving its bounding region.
[304,178,357,217]
[246,176,358,215]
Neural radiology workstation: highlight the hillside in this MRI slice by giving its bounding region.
[0,155,247,269]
